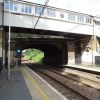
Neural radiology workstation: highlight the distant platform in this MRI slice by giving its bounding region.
[65,64,100,73]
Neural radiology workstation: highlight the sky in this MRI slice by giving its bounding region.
[24,0,100,16]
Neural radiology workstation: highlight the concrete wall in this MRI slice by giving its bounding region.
[0,2,3,26]
[0,0,3,3]
[67,36,100,65]
[2,0,94,36]
[3,12,93,36]
[94,24,100,37]
[81,36,100,65]
[68,42,75,64]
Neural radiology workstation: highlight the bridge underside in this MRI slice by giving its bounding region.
[4,26,90,39]
[3,26,93,67]
[13,38,68,65]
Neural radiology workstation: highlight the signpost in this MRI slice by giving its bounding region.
[16,49,22,65]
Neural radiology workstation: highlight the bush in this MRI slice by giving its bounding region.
[23,49,44,63]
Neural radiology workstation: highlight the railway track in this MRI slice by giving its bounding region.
[25,65,100,100]
[25,63,100,100]
[26,63,87,100]
[34,64,100,90]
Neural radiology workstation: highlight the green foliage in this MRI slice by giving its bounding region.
[23,49,44,63]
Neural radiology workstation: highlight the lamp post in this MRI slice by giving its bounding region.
[8,10,11,80]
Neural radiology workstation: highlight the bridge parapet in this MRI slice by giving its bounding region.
[3,0,93,25]
[0,0,100,37]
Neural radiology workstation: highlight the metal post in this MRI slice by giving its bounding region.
[8,11,11,80]
[1,2,4,71]
[92,18,94,65]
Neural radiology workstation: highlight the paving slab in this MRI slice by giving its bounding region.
[0,69,33,100]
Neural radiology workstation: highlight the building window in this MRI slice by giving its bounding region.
[13,3,18,11]
[25,6,29,13]
[86,17,92,24]
[4,1,19,12]
[47,9,55,17]
[35,6,44,15]
[68,12,76,21]
[4,1,10,10]
[21,5,32,13]
[10,2,13,11]
[29,6,32,13]
[21,5,25,12]
[4,1,32,14]
[77,15,84,23]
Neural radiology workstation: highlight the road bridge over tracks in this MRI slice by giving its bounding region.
[0,0,100,70]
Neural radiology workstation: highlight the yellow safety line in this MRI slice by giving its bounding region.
[21,67,49,100]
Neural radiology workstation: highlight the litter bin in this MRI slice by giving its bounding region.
[95,56,100,66]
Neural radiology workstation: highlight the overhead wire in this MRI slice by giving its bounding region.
[32,0,49,32]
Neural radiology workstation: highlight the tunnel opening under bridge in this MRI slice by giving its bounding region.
[20,44,68,65]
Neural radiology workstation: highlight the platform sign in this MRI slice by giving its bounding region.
[16,49,22,56]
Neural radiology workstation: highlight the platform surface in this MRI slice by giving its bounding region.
[0,66,67,100]
[0,69,33,100]
[66,64,100,72]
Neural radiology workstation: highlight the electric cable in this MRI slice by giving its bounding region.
[32,0,49,31]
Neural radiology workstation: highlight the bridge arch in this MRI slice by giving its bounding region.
[16,41,68,65]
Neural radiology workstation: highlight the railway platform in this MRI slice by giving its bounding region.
[66,64,100,73]
[0,66,67,100]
